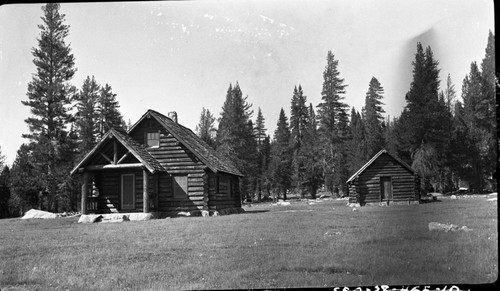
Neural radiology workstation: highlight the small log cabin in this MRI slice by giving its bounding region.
[346,149,420,205]
[71,109,243,215]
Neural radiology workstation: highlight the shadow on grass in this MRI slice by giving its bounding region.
[280,265,365,275]
[243,210,270,214]
[420,198,443,204]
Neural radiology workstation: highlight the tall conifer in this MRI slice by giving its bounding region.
[363,77,385,158]
[98,83,125,137]
[269,108,292,200]
[21,3,77,212]
[317,51,349,194]
[216,82,258,199]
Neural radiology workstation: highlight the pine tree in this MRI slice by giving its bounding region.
[195,107,216,148]
[254,108,267,146]
[480,31,496,191]
[397,43,450,191]
[317,51,349,195]
[254,108,268,202]
[8,144,42,216]
[21,3,77,212]
[0,147,9,218]
[403,43,443,150]
[302,103,323,198]
[98,83,125,137]
[259,135,272,199]
[0,146,5,167]
[269,108,292,200]
[216,82,258,199]
[363,77,386,158]
[348,107,366,174]
[443,74,457,112]
[289,85,309,195]
[75,76,100,156]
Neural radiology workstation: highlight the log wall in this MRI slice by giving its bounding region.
[349,153,420,205]
[129,117,241,212]
[208,172,241,210]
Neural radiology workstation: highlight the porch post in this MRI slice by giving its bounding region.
[81,171,89,215]
[143,169,150,213]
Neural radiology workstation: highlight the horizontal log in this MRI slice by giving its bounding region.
[85,163,144,171]
[188,186,204,192]
[166,169,206,175]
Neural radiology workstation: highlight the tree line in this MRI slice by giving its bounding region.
[194,32,496,202]
[0,3,496,218]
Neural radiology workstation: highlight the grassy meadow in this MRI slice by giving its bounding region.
[0,196,497,290]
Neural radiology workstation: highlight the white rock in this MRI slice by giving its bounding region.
[428,222,459,232]
[177,211,191,217]
[78,214,103,224]
[201,210,210,217]
[128,213,153,221]
[212,211,220,217]
[21,209,58,219]
[461,226,473,232]
[450,195,457,200]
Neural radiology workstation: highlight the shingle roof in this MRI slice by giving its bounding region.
[70,127,165,175]
[346,149,416,183]
[142,110,243,177]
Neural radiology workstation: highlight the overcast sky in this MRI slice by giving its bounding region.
[0,0,494,165]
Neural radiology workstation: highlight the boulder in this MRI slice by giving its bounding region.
[428,222,467,232]
[201,210,210,217]
[450,195,457,200]
[461,226,473,232]
[78,214,103,224]
[21,209,58,219]
[101,215,129,223]
[128,213,153,221]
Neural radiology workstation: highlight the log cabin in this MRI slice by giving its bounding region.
[70,109,243,216]
[346,149,420,205]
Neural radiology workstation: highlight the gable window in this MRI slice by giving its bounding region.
[173,175,188,198]
[146,132,160,148]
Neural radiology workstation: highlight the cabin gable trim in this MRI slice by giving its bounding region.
[346,149,416,183]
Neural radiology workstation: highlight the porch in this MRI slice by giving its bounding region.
[80,167,158,214]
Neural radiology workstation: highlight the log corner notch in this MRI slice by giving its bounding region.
[143,168,150,213]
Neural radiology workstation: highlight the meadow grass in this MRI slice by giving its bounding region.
[0,197,497,290]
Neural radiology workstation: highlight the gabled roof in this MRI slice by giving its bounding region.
[129,109,243,177]
[70,127,165,175]
[346,149,416,183]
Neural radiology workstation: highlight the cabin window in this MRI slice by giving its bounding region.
[146,132,160,148]
[217,176,232,197]
[173,175,188,198]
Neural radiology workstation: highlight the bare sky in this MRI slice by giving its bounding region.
[0,0,494,165]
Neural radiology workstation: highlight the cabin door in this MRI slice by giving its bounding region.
[380,176,393,202]
[121,174,135,210]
